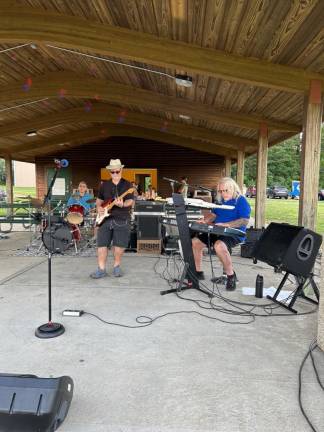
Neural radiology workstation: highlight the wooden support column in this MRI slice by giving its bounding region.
[225,157,231,177]
[298,80,323,231]
[318,249,324,351]
[4,154,13,205]
[255,124,268,228]
[236,150,245,192]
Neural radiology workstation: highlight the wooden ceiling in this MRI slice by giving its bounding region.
[0,0,323,162]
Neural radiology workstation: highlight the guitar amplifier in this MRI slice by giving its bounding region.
[136,215,162,240]
[134,200,165,213]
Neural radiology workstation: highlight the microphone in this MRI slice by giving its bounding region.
[54,159,69,168]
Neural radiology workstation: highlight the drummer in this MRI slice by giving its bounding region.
[67,181,93,213]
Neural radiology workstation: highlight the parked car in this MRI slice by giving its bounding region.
[0,189,6,201]
[318,190,324,200]
[245,186,256,198]
[267,185,289,199]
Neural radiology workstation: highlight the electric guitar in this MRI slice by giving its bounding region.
[95,188,134,226]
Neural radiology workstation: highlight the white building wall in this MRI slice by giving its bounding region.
[13,161,36,187]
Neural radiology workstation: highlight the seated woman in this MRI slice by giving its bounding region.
[67,181,93,214]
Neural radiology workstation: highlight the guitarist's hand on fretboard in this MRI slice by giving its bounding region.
[97,206,105,216]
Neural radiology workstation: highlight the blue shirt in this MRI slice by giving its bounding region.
[212,195,251,240]
[67,193,93,213]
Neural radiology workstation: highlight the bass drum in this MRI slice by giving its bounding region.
[42,223,72,253]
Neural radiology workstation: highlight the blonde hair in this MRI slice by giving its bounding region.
[216,177,242,201]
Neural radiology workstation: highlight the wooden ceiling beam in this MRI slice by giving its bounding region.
[0,103,256,151]
[0,72,300,133]
[0,4,323,92]
[3,124,237,159]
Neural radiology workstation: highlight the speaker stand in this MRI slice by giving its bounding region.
[267,271,319,314]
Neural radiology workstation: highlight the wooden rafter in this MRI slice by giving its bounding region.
[0,72,300,133]
[5,124,237,159]
[0,103,256,151]
[0,4,323,92]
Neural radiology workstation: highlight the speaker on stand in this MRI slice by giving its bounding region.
[253,222,322,313]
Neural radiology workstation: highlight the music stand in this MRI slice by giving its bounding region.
[35,166,65,338]
[160,193,212,297]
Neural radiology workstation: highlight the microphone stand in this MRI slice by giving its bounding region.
[35,164,65,338]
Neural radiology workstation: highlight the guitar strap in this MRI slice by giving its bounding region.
[113,183,119,200]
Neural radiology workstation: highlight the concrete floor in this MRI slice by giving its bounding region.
[0,232,323,432]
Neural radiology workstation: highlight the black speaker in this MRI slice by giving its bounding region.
[253,222,322,277]
[134,201,165,213]
[0,374,73,432]
[136,215,161,240]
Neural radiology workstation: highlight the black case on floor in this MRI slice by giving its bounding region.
[0,374,73,432]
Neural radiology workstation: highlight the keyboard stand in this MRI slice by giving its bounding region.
[160,193,212,298]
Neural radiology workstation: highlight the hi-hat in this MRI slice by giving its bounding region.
[86,198,97,204]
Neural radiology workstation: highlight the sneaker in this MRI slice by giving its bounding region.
[211,273,227,284]
[90,268,107,279]
[196,271,205,280]
[113,265,122,277]
[226,273,237,291]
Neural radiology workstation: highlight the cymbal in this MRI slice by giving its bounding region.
[86,198,97,204]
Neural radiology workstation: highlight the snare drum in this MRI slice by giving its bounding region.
[66,204,85,225]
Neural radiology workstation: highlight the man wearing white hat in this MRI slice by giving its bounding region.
[90,159,134,279]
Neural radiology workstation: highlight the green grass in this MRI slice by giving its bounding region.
[0,187,36,216]
[12,186,36,198]
[248,198,324,234]
[0,186,36,200]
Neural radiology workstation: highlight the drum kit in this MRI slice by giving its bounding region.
[20,195,97,254]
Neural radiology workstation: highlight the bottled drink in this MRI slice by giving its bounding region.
[255,274,264,298]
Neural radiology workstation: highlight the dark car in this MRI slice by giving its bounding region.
[318,190,324,200]
[0,189,6,201]
[267,185,289,199]
[245,186,256,198]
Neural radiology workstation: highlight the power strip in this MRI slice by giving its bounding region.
[62,309,84,317]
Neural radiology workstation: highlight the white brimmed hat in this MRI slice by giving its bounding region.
[106,158,124,170]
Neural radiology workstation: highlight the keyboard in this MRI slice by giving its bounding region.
[189,222,245,237]
[160,217,245,238]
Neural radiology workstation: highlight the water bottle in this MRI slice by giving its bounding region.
[255,274,264,298]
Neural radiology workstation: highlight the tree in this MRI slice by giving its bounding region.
[234,126,324,189]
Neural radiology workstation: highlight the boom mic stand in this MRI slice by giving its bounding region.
[35,164,65,338]
[163,177,197,196]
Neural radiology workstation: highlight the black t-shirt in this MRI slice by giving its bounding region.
[98,178,134,221]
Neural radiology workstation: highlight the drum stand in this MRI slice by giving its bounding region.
[35,166,65,339]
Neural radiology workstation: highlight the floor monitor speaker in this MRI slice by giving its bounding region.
[0,374,73,432]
